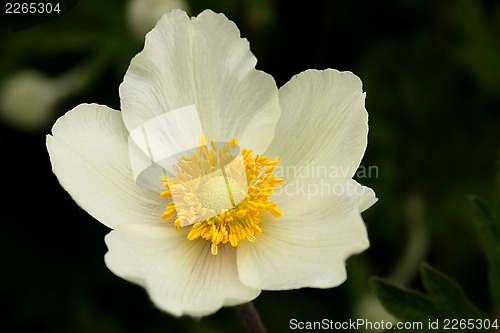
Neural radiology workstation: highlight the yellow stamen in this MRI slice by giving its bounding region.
[160,135,283,255]
[160,189,171,198]
[269,206,282,218]
[211,243,218,256]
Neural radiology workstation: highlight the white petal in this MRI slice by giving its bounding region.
[46,104,164,229]
[105,223,260,317]
[237,178,370,290]
[120,9,280,154]
[266,69,368,180]
[352,180,378,212]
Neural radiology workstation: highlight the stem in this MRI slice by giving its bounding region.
[235,302,267,333]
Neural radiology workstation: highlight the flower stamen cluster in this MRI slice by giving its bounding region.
[161,135,284,255]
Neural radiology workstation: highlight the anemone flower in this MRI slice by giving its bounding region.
[47,9,377,317]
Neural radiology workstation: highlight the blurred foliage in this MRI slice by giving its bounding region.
[470,179,500,308]
[0,0,499,332]
[373,182,500,332]
[373,263,490,332]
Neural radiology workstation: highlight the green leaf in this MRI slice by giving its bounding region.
[420,263,485,319]
[371,278,437,322]
[470,195,500,307]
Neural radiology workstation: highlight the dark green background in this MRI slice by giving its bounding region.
[0,0,499,332]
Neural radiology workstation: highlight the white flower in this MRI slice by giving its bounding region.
[46,9,377,317]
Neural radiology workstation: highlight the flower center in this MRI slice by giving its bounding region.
[160,135,283,255]
[198,176,243,212]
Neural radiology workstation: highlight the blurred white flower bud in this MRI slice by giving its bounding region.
[244,0,274,32]
[127,0,189,40]
[0,69,83,132]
